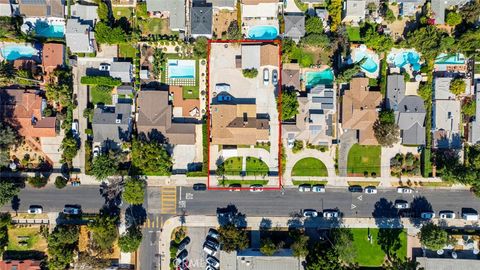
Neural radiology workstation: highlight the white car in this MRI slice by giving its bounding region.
[303,209,318,218]
[323,210,339,219]
[71,120,79,136]
[420,212,435,219]
[27,205,43,214]
[287,138,295,149]
[207,228,220,240]
[99,63,110,71]
[397,187,413,194]
[203,243,217,256]
[312,185,326,193]
[395,201,410,209]
[93,146,100,158]
[206,255,220,269]
[250,185,263,192]
[439,211,456,219]
[263,68,269,86]
[298,184,312,192]
[364,186,377,194]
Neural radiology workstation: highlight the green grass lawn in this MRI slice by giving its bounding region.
[351,228,407,267]
[112,7,132,19]
[346,26,362,42]
[291,158,328,177]
[90,85,112,105]
[223,157,243,175]
[219,179,269,186]
[183,87,199,99]
[347,144,381,177]
[223,157,269,176]
[8,227,47,252]
[119,43,136,58]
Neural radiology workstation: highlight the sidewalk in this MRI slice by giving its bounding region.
[158,215,480,270]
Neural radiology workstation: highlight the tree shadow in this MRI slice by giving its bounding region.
[216,204,247,228]
[125,204,147,228]
[409,196,433,228]
[11,195,20,215]
[372,198,404,261]
[259,218,272,231]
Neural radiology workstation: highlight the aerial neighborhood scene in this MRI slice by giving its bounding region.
[0,0,479,269]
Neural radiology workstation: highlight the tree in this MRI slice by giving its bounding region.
[0,61,15,86]
[280,87,299,120]
[456,28,480,56]
[60,132,79,164]
[54,176,68,189]
[0,123,18,165]
[363,23,393,53]
[15,69,34,86]
[305,16,324,34]
[119,226,142,252]
[95,22,127,44]
[373,110,400,147]
[0,182,19,207]
[89,213,119,253]
[218,224,249,252]
[97,0,110,22]
[91,153,120,181]
[306,243,346,270]
[405,26,450,61]
[383,256,424,270]
[336,60,364,83]
[290,230,309,258]
[327,0,343,32]
[446,11,462,26]
[152,48,166,79]
[450,78,466,96]
[27,176,48,188]
[385,7,396,23]
[226,20,242,40]
[193,37,208,58]
[122,177,145,205]
[260,238,282,256]
[131,138,172,175]
[48,225,79,270]
[0,213,11,251]
[462,98,476,117]
[242,68,258,78]
[419,223,450,250]
[460,0,480,24]
[331,228,356,265]
[301,33,330,47]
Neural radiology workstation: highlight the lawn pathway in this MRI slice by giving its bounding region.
[241,156,246,173]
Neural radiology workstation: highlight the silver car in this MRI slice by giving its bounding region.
[395,200,410,209]
[263,68,269,85]
[364,186,377,194]
[397,187,413,194]
[303,209,318,218]
[323,210,339,219]
[312,185,326,193]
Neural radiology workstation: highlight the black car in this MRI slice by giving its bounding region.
[177,237,191,251]
[348,185,363,193]
[177,249,188,260]
[193,183,207,191]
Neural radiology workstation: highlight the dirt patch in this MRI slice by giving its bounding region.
[78,225,120,259]
[9,139,49,169]
[213,10,237,38]
[303,46,332,66]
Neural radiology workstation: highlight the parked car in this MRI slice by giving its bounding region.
[203,243,217,256]
[312,184,326,193]
[272,69,278,85]
[250,185,263,192]
[175,258,189,270]
[348,185,363,193]
[302,209,318,218]
[420,212,435,219]
[206,255,220,269]
[439,211,456,219]
[177,249,188,260]
[205,237,220,250]
[193,183,207,191]
[63,205,81,215]
[263,68,269,85]
[394,200,410,209]
[397,187,413,194]
[364,186,377,194]
[206,265,216,270]
[27,205,43,214]
[93,146,100,158]
[207,228,220,240]
[229,184,241,192]
[323,210,339,219]
[298,184,312,192]
[287,137,295,148]
[177,237,191,251]
[99,63,110,71]
[71,119,79,135]
[462,212,479,221]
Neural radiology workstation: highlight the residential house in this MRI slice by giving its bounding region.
[431,0,470,25]
[394,0,425,17]
[116,85,134,96]
[341,77,382,145]
[0,260,42,270]
[146,0,186,32]
[283,84,336,146]
[109,62,133,83]
[169,86,201,118]
[281,63,300,91]
[241,0,278,20]
[42,43,65,82]
[470,82,480,144]
[284,13,305,42]
[0,89,57,138]
[18,0,64,18]
[92,103,132,148]
[65,18,95,53]
[111,0,137,7]
[240,43,279,70]
[208,0,236,10]
[69,3,99,27]
[136,90,196,145]
[0,0,12,17]
[417,257,480,270]
[220,249,302,270]
[191,0,213,38]
[432,77,462,148]
[342,0,366,24]
[211,92,269,145]
[386,74,426,145]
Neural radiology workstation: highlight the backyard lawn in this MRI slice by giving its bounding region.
[119,43,136,58]
[222,156,269,176]
[351,228,407,267]
[112,7,132,19]
[183,87,199,99]
[347,144,381,176]
[90,85,113,105]
[7,226,47,252]
[347,26,362,42]
[292,158,328,177]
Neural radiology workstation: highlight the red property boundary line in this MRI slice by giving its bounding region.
[206,39,282,191]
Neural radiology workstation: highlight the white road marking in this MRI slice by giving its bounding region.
[357,195,363,201]
[351,204,356,209]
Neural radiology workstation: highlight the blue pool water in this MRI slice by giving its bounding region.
[305,69,334,88]
[388,51,421,71]
[168,59,196,79]
[353,50,378,73]
[34,21,65,38]
[248,26,278,40]
[0,45,36,61]
[435,53,465,65]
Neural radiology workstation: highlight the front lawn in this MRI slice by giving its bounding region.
[347,144,381,177]
[112,7,132,20]
[7,226,47,252]
[351,228,407,267]
[90,85,113,105]
[219,179,269,186]
[222,156,269,176]
[346,26,362,42]
[292,158,328,177]
[223,157,243,175]
[119,43,136,58]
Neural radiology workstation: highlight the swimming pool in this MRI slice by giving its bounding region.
[305,69,334,88]
[34,21,65,38]
[435,53,465,65]
[387,51,421,71]
[0,44,37,61]
[353,50,378,74]
[248,26,278,40]
[168,59,196,79]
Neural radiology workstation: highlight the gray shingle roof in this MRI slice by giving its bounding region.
[65,18,94,53]
[284,13,305,39]
[93,103,132,144]
[146,0,186,30]
[70,3,98,27]
[109,62,133,83]
[191,1,212,36]
[417,257,480,270]
[386,74,405,110]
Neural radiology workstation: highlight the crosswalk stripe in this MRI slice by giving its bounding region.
[160,186,177,214]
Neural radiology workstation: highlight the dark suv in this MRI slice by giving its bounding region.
[348,185,363,193]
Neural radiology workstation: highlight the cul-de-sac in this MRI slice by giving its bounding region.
[0,0,479,269]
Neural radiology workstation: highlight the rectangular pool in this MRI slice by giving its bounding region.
[167,59,196,79]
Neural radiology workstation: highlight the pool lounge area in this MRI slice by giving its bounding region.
[247,25,278,40]
[0,44,38,61]
[387,49,422,72]
[351,45,380,78]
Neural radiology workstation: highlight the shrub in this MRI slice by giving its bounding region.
[80,76,122,86]
[54,176,68,189]
[242,68,258,78]
[28,176,48,188]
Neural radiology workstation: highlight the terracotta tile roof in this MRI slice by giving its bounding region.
[341,78,382,145]
[0,260,41,270]
[169,86,200,118]
[260,44,279,67]
[0,89,56,138]
[42,43,64,81]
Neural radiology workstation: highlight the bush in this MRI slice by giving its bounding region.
[54,176,68,189]
[242,68,258,78]
[28,176,48,188]
[80,76,122,86]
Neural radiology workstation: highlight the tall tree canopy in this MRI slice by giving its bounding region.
[131,138,172,175]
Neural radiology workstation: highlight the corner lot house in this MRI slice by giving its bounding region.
[65,18,96,53]
[191,0,213,38]
[92,103,132,149]
[342,77,382,145]
[386,74,426,145]
[146,0,186,32]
